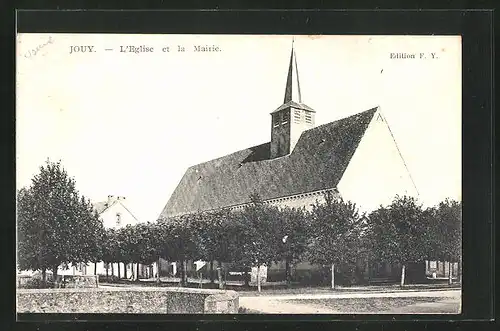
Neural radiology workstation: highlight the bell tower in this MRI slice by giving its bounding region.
[270,39,316,159]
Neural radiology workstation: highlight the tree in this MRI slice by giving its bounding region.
[272,206,310,284]
[367,195,429,287]
[306,192,365,289]
[427,199,462,284]
[17,160,103,285]
[115,226,135,280]
[101,228,119,280]
[192,209,233,284]
[125,222,162,282]
[231,194,281,292]
[158,216,198,287]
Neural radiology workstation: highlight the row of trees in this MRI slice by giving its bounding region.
[17,160,462,290]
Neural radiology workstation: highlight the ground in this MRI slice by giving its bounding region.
[97,278,461,314]
[237,289,461,314]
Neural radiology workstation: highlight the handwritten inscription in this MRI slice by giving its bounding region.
[24,36,54,59]
[390,52,439,59]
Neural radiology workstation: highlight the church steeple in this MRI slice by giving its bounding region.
[270,38,316,159]
[284,38,302,104]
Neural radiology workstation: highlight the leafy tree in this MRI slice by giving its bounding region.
[17,160,103,284]
[367,195,429,287]
[115,226,135,279]
[272,206,310,284]
[192,209,233,283]
[124,222,162,281]
[101,228,119,280]
[158,216,198,286]
[427,199,462,284]
[231,194,281,291]
[306,192,365,289]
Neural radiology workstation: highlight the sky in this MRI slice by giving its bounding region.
[16,34,462,222]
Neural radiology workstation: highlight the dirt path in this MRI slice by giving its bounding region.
[239,290,461,314]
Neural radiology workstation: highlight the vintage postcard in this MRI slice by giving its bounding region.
[16,34,462,315]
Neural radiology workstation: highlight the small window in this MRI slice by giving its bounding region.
[116,213,122,226]
[305,111,312,124]
[282,111,289,124]
[273,114,280,127]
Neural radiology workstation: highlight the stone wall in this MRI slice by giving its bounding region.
[17,287,239,314]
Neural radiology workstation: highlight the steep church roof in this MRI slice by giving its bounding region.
[160,107,378,218]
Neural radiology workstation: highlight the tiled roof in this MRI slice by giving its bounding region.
[160,107,378,218]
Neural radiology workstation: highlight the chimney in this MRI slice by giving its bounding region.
[107,195,116,206]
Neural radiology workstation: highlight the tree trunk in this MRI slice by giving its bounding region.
[41,268,46,283]
[136,263,140,282]
[448,261,453,285]
[157,257,161,283]
[52,265,58,288]
[117,263,121,279]
[285,258,290,285]
[210,261,214,283]
[179,260,185,286]
[94,262,97,275]
[217,267,223,289]
[111,263,114,279]
[184,260,188,285]
[123,263,127,279]
[331,264,335,290]
[244,267,250,287]
[458,260,462,284]
[400,264,406,288]
[257,265,262,292]
[106,264,109,281]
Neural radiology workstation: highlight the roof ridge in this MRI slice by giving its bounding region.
[189,107,378,170]
[187,141,270,170]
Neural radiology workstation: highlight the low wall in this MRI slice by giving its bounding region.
[17,287,239,314]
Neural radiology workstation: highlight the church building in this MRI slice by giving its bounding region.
[159,42,420,284]
[161,43,418,218]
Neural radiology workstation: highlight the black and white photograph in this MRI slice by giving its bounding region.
[16,34,462,315]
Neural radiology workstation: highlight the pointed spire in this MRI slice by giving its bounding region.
[284,38,302,104]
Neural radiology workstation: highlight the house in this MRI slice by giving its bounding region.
[158,42,442,284]
[80,195,153,279]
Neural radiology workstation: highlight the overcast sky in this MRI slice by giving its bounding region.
[16,34,461,222]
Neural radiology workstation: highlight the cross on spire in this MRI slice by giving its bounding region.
[283,37,302,104]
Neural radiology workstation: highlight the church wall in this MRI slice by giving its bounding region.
[265,189,336,211]
[337,110,418,213]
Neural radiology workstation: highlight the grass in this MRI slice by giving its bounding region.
[283,297,458,313]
